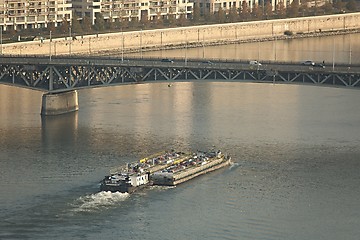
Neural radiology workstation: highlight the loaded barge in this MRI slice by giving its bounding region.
[100,150,191,193]
[100,150,231,193]
[151,150,231,186]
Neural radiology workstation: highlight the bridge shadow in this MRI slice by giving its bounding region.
[41,111,78,149]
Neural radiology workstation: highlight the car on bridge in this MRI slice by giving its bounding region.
[202,60,213,64]
[249,60,261,66]
[301,60,315,66]
[161,58,174,63]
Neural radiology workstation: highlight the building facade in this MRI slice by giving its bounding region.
[72,0,194,24]
[0,0,72,31]
[191,0,294,15]
[1,0,325,32]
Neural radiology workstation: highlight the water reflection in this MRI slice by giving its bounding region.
[41,111,79,150]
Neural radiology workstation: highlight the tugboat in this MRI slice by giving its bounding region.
[151,150,231,186]
[100,150,191,193]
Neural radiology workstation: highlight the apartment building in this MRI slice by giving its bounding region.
[191,0,288,15]
[72,0,194,24]
[0,0,307,32]
[0,0,72,31]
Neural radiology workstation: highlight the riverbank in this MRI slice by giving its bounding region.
[2,13,360,56]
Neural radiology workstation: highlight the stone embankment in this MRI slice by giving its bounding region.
[2,13,360,56]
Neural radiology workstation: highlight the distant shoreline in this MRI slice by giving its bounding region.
[2,13,360,56]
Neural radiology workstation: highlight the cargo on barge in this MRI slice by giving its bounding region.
[151,150,231,186]
[100,150,191,193]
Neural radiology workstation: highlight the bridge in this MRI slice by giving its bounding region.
[1,55,360,92]
[1,55,359,115]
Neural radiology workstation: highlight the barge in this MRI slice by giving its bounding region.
[151,150,231,186]
[100,150,191,193]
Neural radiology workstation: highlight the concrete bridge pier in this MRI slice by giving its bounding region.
[41,90,79,116]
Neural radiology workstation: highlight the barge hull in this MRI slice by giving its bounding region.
[173,159,231,186]
[152,158,231,186]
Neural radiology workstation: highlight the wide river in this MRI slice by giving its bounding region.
[1,34,360,240]
[129,32,360,64]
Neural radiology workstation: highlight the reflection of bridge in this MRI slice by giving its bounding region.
[1,55,360,92]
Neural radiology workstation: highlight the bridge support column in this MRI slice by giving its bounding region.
[41,90,79,116]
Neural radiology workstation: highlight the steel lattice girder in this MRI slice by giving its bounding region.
[1,63,360,91]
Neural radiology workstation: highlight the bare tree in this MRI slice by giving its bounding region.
[192,4,201,22]
[276,1,286,18]
[155,12,164,27]
[177,10,188,26]
[228,5,239,22]
[287,0,300,17]
[264,1,273,19]
[322,1,334,14]
[346,0,357,11]
[239,1,251,21]
[94,13,105,31]
[82,16,93,33]
[71,18,82,34]
[60,18,70,34]
[333,0,346,13]
[299,0,310,16]
[216,7,226,23]
[167,8,176,26]
[251,3,263,20]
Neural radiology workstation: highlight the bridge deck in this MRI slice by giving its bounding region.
[1,56,360,92]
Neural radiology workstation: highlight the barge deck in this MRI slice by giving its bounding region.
[151,151,231,186]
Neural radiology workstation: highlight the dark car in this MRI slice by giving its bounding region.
[161,59,174,63]
[202,60,213,64]
[315,63,326,68]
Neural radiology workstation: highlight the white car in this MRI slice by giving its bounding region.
[249,60,261,66]
[302,60,315,66]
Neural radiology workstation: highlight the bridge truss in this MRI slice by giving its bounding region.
[1,56,360,92]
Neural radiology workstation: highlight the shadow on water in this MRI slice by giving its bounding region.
[41,111,78,149]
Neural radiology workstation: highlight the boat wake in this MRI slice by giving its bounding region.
[70,191,129,213]
[148,185,176,191]
[229,162,239,170]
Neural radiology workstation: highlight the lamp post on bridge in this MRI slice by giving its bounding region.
[69,26,72,55]
[140,28,143,59]
[49,30,52,61]
[0,26,3,55]
[332,38,335,71]
[122,29,124,62]
[349,34,352,66]
[185,33,188,66]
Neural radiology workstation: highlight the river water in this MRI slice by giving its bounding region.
[130,32,360,64]
[1,35,360,240]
